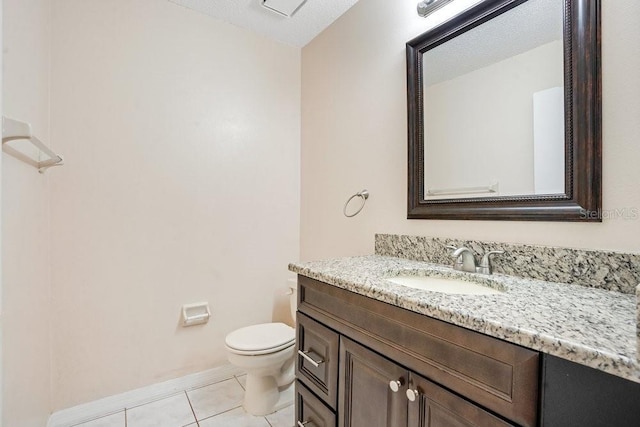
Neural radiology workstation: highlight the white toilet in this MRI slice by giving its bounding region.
[224,283,297,416]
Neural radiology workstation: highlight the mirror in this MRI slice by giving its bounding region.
[423,0,564,200]
[407,0,601,221]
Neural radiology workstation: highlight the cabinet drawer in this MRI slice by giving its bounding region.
[296,380,336,427]
[299,276,539,426]
[296,312,339,410]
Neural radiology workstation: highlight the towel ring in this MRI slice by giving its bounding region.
[343,190,369,217]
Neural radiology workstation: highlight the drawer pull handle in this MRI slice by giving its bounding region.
[389,379,404,392]
[297,421,310,427]
[298,350,325,368]
[406,388,421,402]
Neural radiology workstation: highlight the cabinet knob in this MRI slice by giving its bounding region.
[389,379,404,392]
[406,388,421,402]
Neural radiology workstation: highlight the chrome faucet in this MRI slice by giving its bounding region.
[447,245,504,275]
[450,247,477,273]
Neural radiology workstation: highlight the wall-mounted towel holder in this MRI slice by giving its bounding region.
[2,116,64,173]
[344,189,369,217]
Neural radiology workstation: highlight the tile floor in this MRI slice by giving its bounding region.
[72,375,294,427]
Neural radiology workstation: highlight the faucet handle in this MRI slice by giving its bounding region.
[444,245,461,269]
[478,250,504,274]
[443,245,462,269]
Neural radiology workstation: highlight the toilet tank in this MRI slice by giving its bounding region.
[288,278,297,322]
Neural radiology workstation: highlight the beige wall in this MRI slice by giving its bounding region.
[300,0,640,260]
[0,0,3,422]
[2,0,53,425]
[50,0,300,410]
[3,0,637,418]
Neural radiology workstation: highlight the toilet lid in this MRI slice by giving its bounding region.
[225,323,295,354]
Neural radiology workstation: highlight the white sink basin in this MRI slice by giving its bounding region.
[386,275,504,295]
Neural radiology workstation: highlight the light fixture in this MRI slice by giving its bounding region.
[261,0,308,17]
[417,0,455,17]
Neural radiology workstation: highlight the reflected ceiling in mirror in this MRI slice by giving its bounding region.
[406,0,602,221]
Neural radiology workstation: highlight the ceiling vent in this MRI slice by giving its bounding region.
[261,0,308,17]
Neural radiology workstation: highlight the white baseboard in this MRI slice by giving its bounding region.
[47,364,244,427]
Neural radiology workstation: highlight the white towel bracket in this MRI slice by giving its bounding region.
[2,116,64,173]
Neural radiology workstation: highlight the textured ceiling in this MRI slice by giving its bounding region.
[424,0,563,86]
[168,0,360,47]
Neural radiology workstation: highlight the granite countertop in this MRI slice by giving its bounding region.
[289,255,640,383]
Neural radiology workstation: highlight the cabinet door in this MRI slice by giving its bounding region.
[540,354,640,426]
[338,337,408,427]
[407,372,514,427]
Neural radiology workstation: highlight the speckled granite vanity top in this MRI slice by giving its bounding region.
[289,255,640,383]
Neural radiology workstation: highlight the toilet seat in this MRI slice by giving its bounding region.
[226,322,295,356]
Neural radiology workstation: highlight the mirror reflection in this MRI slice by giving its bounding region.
[422,0,564,199]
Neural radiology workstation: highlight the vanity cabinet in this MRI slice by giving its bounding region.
[340,336,512,427]
[295,276,539,427]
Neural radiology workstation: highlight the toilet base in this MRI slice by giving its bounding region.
[271,382,295,414]
[242,375,294,416]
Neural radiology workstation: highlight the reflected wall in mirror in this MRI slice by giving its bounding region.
[424,0,564,199]
[407,0,601,220]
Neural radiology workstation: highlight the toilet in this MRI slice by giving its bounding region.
[224,282,297,416]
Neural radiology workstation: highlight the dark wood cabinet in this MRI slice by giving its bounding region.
[407,372,514,427]
[338,337,407,427]
[296,312,340,410]
[296,380,336,427]
[539,354,640,427]
[297,276,538,427]
[295,276,534,427]
[296,275,640,427]
[338,336,513,427]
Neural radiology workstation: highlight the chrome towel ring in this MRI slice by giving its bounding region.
[343,190,369,217]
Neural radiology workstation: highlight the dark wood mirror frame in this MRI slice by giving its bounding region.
[407,0,601,221]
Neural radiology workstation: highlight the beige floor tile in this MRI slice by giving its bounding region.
[126,393,196,427]
[265,404,294,427]
[187,378,245,420]
[198,407,270,427]
[235,374,247,390]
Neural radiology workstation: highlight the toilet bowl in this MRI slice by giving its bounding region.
[224,282,297,416]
